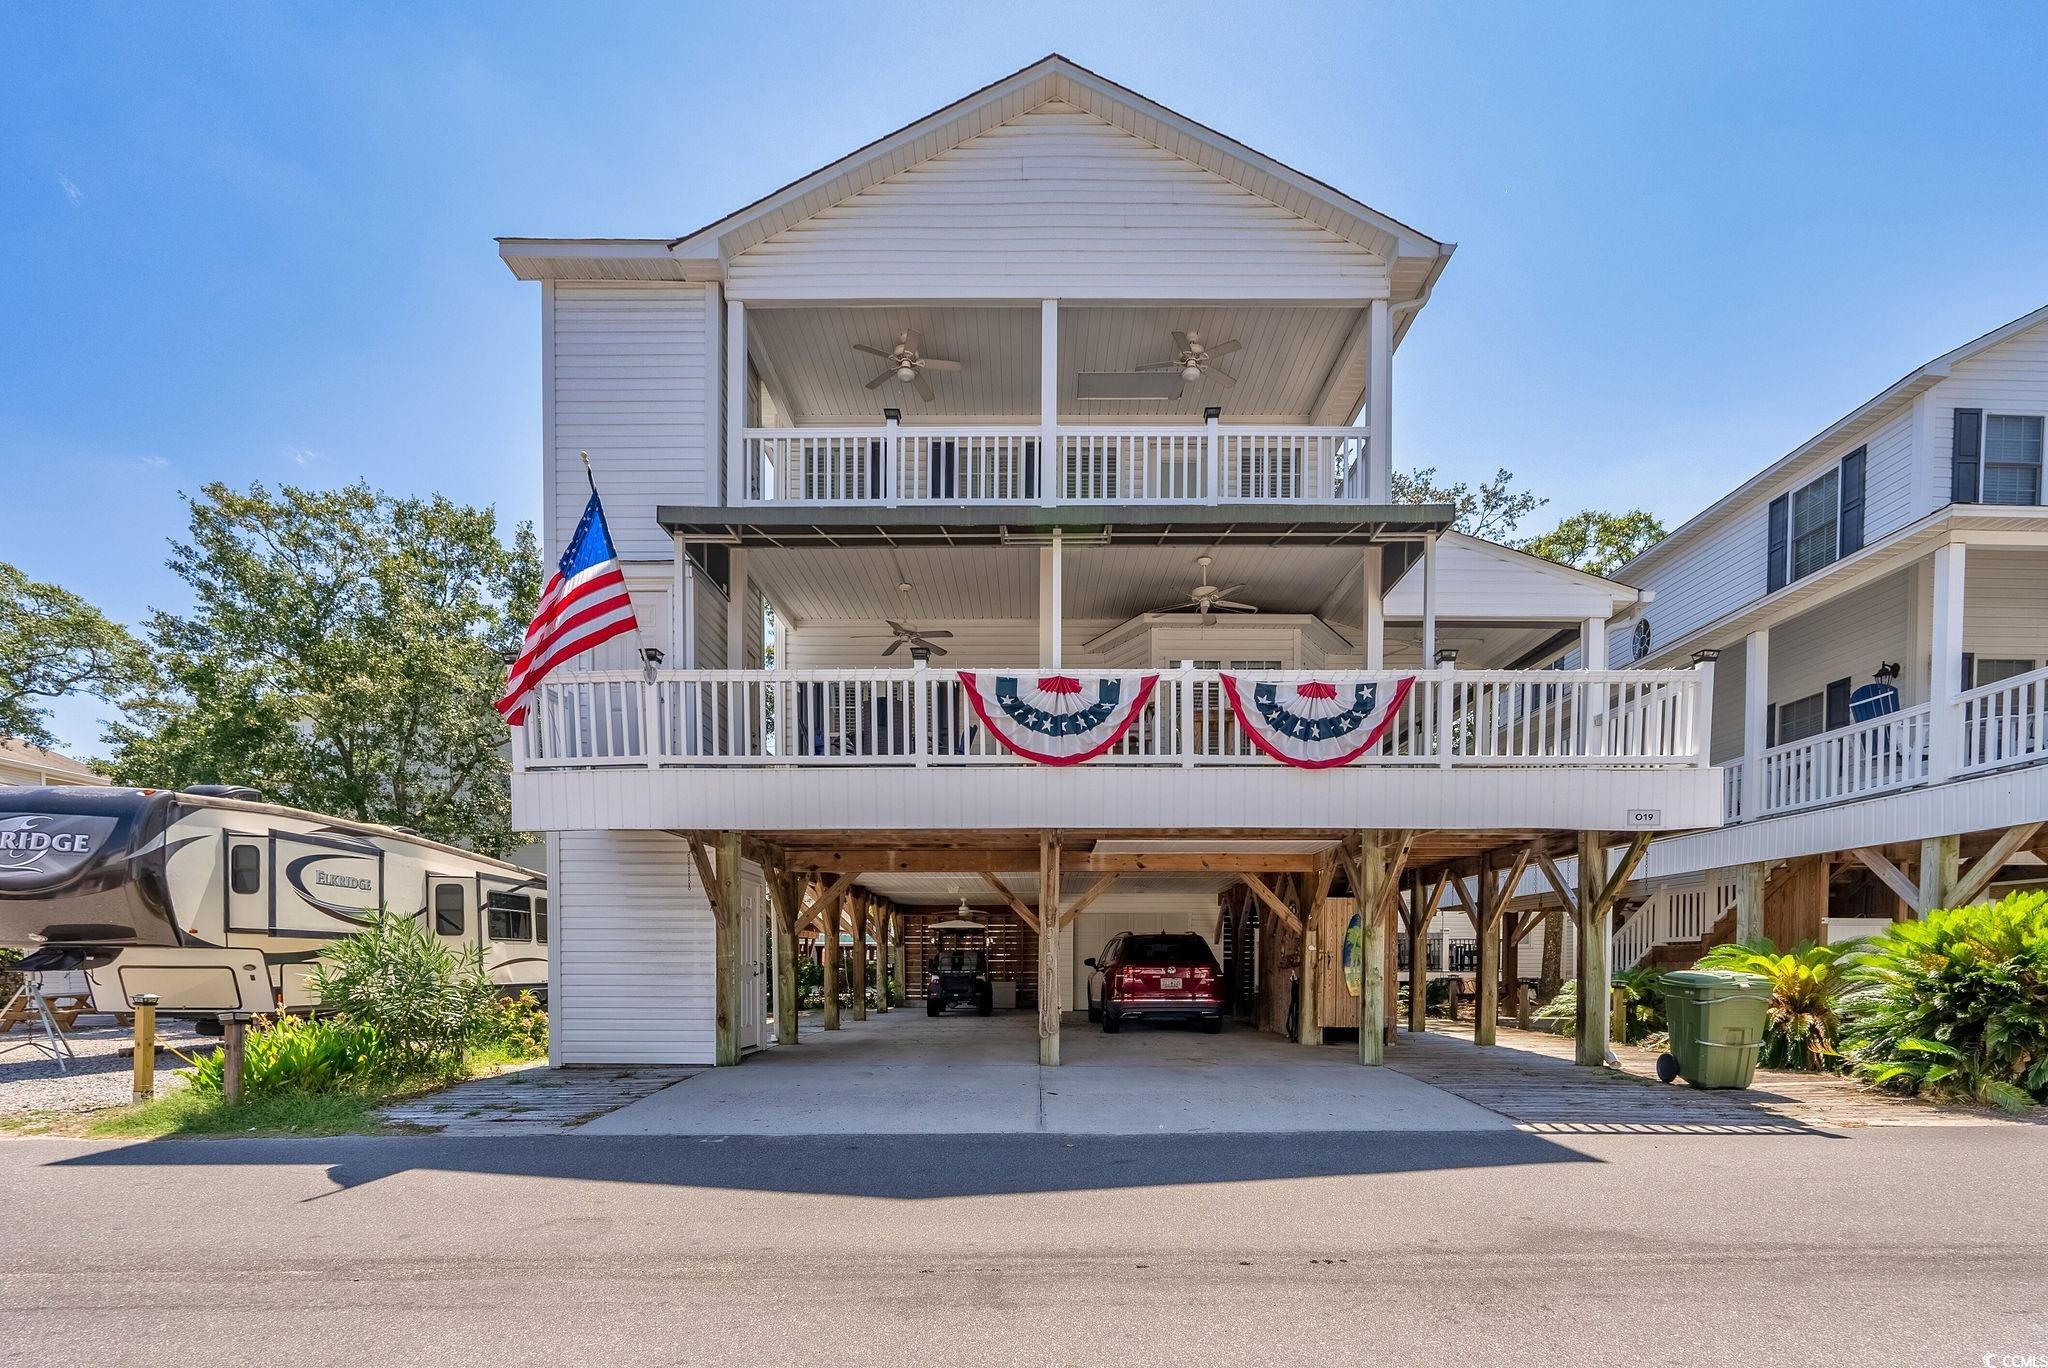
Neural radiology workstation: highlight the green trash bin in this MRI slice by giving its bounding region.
[1656,969,1771,1089]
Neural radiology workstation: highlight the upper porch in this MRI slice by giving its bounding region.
[724,299,1391,509]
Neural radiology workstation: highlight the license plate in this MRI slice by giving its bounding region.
[1160,976,1182,990]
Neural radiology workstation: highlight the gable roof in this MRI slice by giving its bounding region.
[1384,531,1640,621]
[500,55,1453,328]
[1618,300,2048,580]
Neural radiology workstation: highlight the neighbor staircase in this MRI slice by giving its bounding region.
[1612,880,1740,972]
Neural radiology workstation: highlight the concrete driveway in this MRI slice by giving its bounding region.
[581,1009,1510,1135]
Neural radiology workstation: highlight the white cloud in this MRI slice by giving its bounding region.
[136,454,169,468]
[57,174,83,206]
[285,446,322,467]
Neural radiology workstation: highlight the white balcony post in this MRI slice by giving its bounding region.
[882,413,899,505]
[1420,533,1439,664]
[1362,545,1385,670]
[1928,541,1966,783]
[1691,650,1719,769]
[1039,299,1058,506]
[912,658,928,768]
[725,299,748,504]
[1367,297,1392,500]
[1180,660,1197,767]
[1580,617,1608,756]
[1206,410,1222,500]
[1742,628,1769,819]
[1039,527,1064,668]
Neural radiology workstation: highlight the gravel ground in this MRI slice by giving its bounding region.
[0,1019,207,1116]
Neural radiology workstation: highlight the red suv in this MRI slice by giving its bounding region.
[1085,932,1224,1034]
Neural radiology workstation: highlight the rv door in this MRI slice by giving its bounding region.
[224,836,267,934]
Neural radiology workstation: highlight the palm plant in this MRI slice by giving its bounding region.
[1694,938,1859,1071]
[1840,891,2048,1113]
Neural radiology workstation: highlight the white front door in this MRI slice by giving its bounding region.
[740,881,769,1052]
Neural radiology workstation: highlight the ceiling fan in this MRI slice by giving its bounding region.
[881,619,953,659]
[1143,556,1259,623]
[1138,329,1240,387]
[853,329,961,403]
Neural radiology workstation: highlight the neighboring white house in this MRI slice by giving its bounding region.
[1479,304,2048,973]
[497,55,1722,1071]
[0,740,107,788]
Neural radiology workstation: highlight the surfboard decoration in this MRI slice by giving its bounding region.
[1217,673,1416,769]
[956,672,1159,766]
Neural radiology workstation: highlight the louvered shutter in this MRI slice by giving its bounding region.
[1952,409,1983,504]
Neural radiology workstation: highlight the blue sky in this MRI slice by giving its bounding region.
[5,2,2047,754]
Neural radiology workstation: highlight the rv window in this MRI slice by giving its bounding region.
[434,883,465,936]
[229,844,262,895]
[534,898,548,944]
[487,891,533,942]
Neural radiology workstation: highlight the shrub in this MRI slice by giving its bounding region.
[1694,938,1859,1071]
[1841,891,2048,1113]
[189,1015,386,1097]
[1534,967,1666,1043]
[308,911,497,1070]
[472,990,548,1060]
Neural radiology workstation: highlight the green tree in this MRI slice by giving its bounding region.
[103,482,540,855]
[0,560,146,749]
[1392,466,1545,542]
[1520,509,1667,577]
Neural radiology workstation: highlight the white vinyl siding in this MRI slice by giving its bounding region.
[726,102,1387,302]
[550,830,715,1065]
[550,282,713,561]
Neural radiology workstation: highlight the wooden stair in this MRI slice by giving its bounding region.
[1637,905,1738,972]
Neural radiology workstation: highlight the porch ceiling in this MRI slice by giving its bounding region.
[745,303,1367,425]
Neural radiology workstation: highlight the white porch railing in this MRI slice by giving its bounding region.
[513,666,1710,772]
[1958,663,2048,776]
[736,424,1379,506]
[1754,703,1932,817]
[1612,878,1738,970]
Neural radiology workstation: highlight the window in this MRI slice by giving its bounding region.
[1775,692,1827,744]
[1983,415,2044,506]
[534,897,548,945]
[1790,469,1839,581]
[487,891,533,942]
[1973,657,2037,688]
[229,843,262,896]
[1631,619,1652,662]
[433,882,465,936]
[1767,449,1864,591]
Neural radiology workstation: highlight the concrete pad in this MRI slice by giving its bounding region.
[580,1009,1510,1136]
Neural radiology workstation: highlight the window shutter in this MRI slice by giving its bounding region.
[1766,494,1790,592]
[1825,677,1852,731]
[1838,446,1867,555]
[1765,702,1778,748]
[1952,408,1982,504]
[1961,652,1975,692]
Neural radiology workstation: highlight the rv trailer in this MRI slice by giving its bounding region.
[0,785,546,1019]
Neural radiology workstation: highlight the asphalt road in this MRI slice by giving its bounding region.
[1,1128,2042,1367]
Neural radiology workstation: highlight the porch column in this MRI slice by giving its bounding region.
[1362,546,1385,670]
[1420,533,1439,665]
[873,901,891,1013]
[1741,628,1769,820]
[725,298,748,504]
[1355,831,1393,1066]
[1367,296,1392,498]
[1927,541,1966,784]
[820,881,843,1031]
[1733,861,1767,944]
[1579,617,1607,670]
[1039,527,1064,668]
[1405,878,1432,1035]
[849,895,869,1021]
[1039,299,1058,506]
[771,870,800,1046]
[1574,832,1611,1067]
[725,548,750,668]
[712,832,743,1066]
[1038,833,1061,1066]
[1474,855,1500,1047]
[1581,616,1610,755]
[1918,834,1960,914]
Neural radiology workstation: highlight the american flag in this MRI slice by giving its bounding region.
[495,476,640,726]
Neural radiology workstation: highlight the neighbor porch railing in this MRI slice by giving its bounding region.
[1958,662,2048,776]
[1754,703,1933,816]
[736,422,1379,506]
[511,665,1711,773]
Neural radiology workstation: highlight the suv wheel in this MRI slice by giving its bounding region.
[1102,1010,1121,1034]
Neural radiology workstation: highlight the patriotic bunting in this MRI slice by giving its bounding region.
[1218,673,1415,769]
[957,672,1159,766]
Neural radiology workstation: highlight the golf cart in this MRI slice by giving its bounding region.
[924,917,994,1016]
